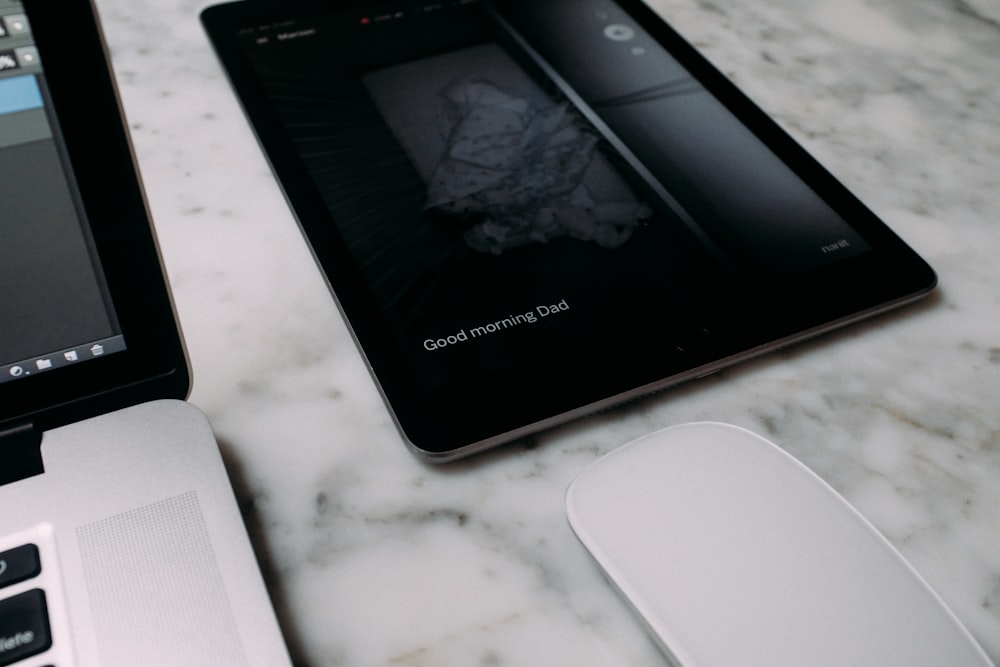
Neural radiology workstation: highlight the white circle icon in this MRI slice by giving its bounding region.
[604,24,636,42]
[9,366,24,377]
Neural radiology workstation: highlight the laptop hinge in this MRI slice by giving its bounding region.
[0,422,44,485]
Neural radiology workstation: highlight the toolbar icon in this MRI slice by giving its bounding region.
[1,14,30,36]
[15,46,38,67]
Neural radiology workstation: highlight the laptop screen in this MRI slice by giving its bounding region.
[1,0,188,436]
[0,1,126,386]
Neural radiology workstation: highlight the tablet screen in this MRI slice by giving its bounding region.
[203,0,935,459]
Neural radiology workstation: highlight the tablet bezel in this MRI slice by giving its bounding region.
[202,0,936,460]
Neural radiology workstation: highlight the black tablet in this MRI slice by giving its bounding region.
[201,0,936,461]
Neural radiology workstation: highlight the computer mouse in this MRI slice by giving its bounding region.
[566,422,993,666]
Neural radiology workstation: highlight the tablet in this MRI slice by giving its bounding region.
[201,0,936,461]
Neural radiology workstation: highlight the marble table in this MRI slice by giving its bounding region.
[93,0,1000,664]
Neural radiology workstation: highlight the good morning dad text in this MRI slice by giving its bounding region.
[423,299,570,351]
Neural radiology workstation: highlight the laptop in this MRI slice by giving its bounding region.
[0,1,291,664]
[201,0,937,461]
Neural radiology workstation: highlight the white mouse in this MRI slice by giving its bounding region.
[566,422,993,667]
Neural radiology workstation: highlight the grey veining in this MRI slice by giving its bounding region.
[94,0,1000,664]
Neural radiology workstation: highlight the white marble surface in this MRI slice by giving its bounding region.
[93,0,1000,664]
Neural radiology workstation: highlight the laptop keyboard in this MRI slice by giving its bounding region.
[0,527,73,666]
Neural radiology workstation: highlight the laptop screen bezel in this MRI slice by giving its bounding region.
[0,0,189,436]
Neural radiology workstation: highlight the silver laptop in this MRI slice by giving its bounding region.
[0,1,291,664]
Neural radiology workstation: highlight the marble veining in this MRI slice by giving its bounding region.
[93,0,1000,664]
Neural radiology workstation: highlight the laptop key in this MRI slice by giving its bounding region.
[0,589,52,666]
[0,545,41,590]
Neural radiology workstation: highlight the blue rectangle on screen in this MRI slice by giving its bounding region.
[0,75,44,115]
